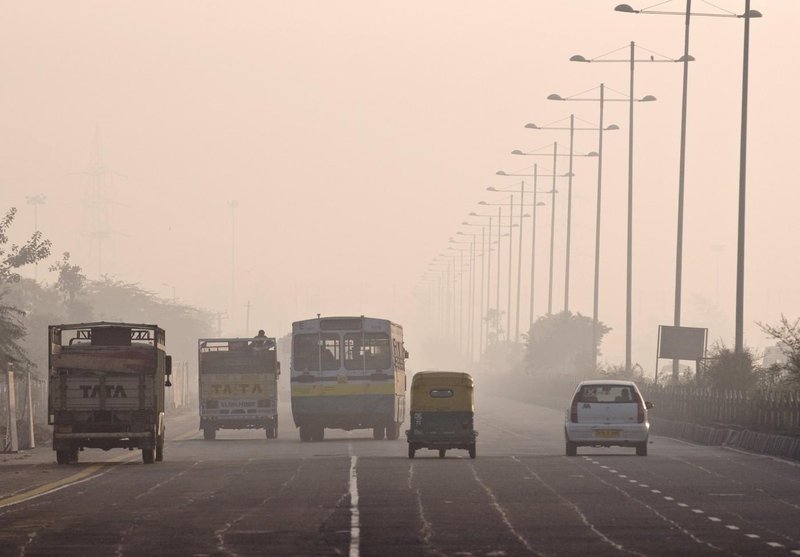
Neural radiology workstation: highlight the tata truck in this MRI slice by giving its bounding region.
[48,322,172,465]
[198,335,280,440]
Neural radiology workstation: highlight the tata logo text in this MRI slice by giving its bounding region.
[211,384,264,396]
[79,385,128,398]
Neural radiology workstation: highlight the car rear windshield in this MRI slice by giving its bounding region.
[576,385,639,403]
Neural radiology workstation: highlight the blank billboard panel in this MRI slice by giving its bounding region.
[658,325,707,360]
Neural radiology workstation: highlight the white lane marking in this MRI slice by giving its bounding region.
[134,464,196,500]
[349,456,359,557]
[725,525,740,531]
[767,542,784,548]
[692,509,704,514]
[408,462,445,557]
[600,466,609,469]
[628,480,638,484]
[664,496,674,501]
[638,484,649,488]
[609,469,617,473]
[511,457,641,556]
[745,534,760,539]
[708,517,722,522]
[677,503,688,508]
[790,549,800,555]
[471,465,542,556]
[651,489,661,494]
[619,475,628,478]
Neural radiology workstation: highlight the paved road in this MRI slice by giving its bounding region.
[1,394,799,556]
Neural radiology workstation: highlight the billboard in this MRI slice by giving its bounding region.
[657,325,707,360]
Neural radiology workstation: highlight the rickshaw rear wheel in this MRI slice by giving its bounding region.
[468,443,476,459]
[438,449,446,458]
[408,444,416,459]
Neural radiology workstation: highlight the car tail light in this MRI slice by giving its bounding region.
[637,401,645,423]
[570,398,578,423]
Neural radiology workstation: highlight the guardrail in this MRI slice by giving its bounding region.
[639,384,800,435]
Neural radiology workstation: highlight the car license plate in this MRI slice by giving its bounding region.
[594,430,620,438]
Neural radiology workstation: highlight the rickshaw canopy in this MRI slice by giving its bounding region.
[410,371,474,413]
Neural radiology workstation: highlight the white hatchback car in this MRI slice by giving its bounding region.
[564,379,654,456]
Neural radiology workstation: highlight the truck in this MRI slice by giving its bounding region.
[48,322,172,465]
[198,334,280,440]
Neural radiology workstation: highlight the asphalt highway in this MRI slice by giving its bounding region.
[1,394,798,556]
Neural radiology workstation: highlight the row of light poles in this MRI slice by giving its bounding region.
[419,1,760,373]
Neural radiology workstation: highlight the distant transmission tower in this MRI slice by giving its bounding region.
[81,125,118,277]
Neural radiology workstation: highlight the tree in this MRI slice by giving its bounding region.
[524,311,610,376]
[699,342,758,391]
[0,208,51,370]
[49,252,91,321]
[758,315,800,386]
[0,208,51,283]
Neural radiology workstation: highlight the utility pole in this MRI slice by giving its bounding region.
[25,195,46,282]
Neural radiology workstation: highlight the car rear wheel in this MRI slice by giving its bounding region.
[408,444,416,459]
[566,441,577,456]
[468,443,476,459]
[636,442,648,456]
[438,449,446,458]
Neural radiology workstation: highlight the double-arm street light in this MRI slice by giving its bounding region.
[524,117,618,313]
[494,168,566,329]
[487,181,548,340]
[548,84,652,371]
[616,1,762,369]
[570,44,662,373]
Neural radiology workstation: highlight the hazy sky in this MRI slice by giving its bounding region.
[2,1,798,373]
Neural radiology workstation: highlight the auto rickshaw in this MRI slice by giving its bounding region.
[406,371,477,459]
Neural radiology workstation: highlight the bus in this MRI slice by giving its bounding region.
[290,316,408,441]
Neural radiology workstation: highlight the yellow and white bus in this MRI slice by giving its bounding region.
[290,316,408,441]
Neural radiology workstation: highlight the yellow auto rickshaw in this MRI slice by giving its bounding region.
[406,371,477,459]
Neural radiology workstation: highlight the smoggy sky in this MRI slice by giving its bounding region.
[2,1,798,373]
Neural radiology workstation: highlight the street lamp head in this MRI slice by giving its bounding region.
[487,186,498,191]
[496,170,509,176]
[614,4,638,13]
[547,93,565,101]
[640,95,657,102]
[587,151,599,157]
[677,54,695,62]
[511,150,525,155]
[478,201,488,205]
[569,54,589,62]
[461,222,470,225]
[606,124,620,130]
[524,123,539,129]
[469,212,479,216]
[536,201,545,206]
[741,9,762,18]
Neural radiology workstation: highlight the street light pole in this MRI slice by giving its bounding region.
[515,181,526,341]
[593,84,606,372]
[548,143,558,315]
[735,0,755,355]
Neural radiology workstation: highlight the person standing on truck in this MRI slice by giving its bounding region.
[251,329,269,350]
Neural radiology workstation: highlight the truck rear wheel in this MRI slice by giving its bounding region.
[142,448,155,464]
[56,449,73,465]
[385,422,400,440]
[311,425,325,442]
[299,425,312,442]
[156,437,164,462]
[203,428,216,441]
[266,422,278,439]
